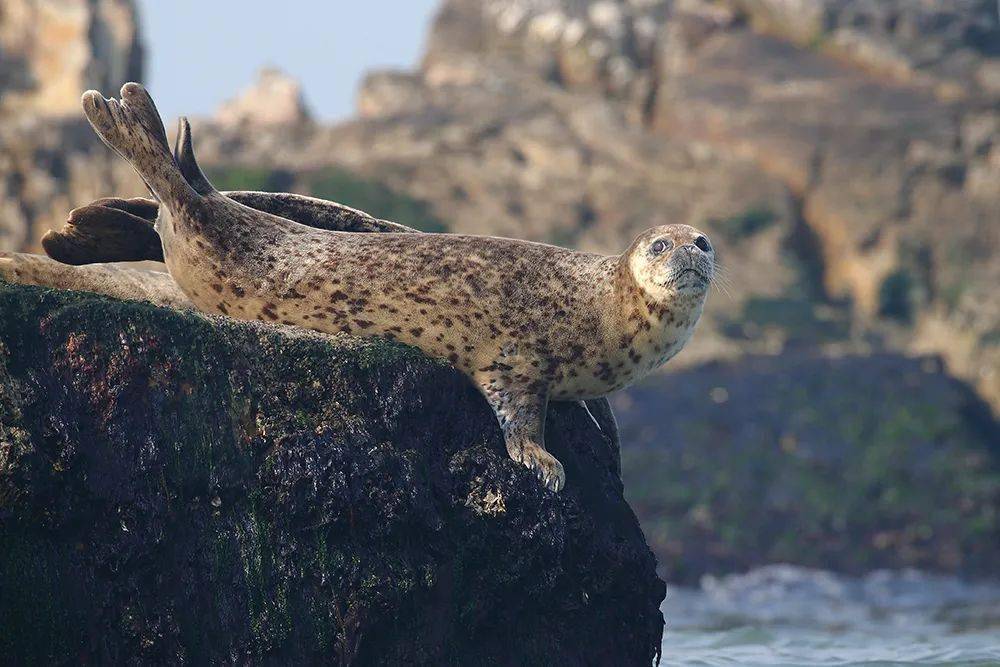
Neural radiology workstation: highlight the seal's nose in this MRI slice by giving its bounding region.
[694,235,712,252]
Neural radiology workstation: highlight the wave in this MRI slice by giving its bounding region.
[660,565,1000,666]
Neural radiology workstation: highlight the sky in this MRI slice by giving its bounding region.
[138,1,440,122]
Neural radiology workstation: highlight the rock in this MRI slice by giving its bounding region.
[356,71,427,119]
[0,0,143,117]
[214,68,312,128]
[616,351,1000,584]
[2,0,997,410]
[152,1,999,410]
[977,60,1000,96]
[0,281,664,665]
[725,0,1000,94]
[729,0,830,45]
[0,0,147,252]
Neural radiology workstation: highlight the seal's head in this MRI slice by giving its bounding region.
[625,224,715,302]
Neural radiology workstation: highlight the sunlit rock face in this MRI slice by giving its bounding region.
[0,0,147,254]
[0,0,143,117]
[214,67,313,129]
[418,0,1000,408]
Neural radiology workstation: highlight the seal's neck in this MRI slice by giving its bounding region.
[614,257,707,363]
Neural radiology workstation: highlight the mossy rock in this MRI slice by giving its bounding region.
[0,282,663,665]
[618,353,1000,584]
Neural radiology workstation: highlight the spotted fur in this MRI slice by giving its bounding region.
[78,83,715,492]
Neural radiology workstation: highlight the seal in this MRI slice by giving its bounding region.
[73,82,715,491]
[4,191,626,479]
[3,189,625,475]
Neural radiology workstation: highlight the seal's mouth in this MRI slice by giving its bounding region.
[677,268,705,279]
[669,268,709,288]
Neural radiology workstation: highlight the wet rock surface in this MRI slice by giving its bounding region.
[0,282,664,665]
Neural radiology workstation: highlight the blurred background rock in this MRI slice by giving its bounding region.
[1,0,997,583]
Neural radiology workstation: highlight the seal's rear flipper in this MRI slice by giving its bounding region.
[92,196,160,223]
[82,83,197,209]
[42,200,165,265]
[174,117,216,196]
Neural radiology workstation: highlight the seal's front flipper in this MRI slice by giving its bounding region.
[42,200,164,265]
[81,83,197,210]
[485,390,565,492]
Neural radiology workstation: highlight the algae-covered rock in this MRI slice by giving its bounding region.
[0,282,664,665]
[619,353,1000,584]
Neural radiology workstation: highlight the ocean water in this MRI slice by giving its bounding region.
[660,565,1000,666]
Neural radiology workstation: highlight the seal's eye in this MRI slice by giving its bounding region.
[694,235,712,252]
[651,239,671,255]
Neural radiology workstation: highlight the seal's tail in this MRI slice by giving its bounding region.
[81,83,197,209]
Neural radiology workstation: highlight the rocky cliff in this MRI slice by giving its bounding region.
[188,0,1000,409]
[2,2,996,407]
[0,281,665,664]
[0,0,143,117]
[0,0,147,252]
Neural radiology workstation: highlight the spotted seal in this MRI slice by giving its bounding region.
[3,194,624,478]
[74,82,715,491]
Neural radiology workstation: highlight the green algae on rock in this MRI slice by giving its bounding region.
[618,353,1000,584]
[0,281,664,665]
